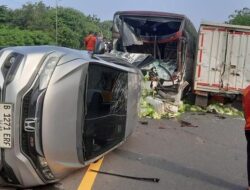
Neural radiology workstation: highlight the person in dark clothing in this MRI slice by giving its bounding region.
[243,85,250,190]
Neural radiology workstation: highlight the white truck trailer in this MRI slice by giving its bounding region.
[194,21,250,106]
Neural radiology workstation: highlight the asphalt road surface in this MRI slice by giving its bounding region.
[1,112,247,190]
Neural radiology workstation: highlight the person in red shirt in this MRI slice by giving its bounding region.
[84,31,97,52]
[243,85,250,190]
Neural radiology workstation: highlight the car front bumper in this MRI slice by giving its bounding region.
[0,48,55,187]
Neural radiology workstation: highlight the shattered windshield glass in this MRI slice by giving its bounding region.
[84,64,128,160]
[122,16,182,38]
[142,60,177,81]
[113,14,182,48]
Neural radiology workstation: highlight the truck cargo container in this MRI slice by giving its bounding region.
[194,22,250,106]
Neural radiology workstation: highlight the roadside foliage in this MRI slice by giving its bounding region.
[0,2,112,48]
[227,7,250,26]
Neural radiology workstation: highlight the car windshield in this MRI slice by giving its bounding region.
[83,63,128,160]
[122,16,182,37]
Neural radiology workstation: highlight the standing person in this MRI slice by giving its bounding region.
[96,32,103,42]
[95,32,103,49]
[243,85,250,190]
[84,31,97,53]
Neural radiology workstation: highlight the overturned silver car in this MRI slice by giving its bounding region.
[0,46,141,188]
[109,11,197,111]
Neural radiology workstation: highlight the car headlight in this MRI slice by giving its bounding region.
[38,156,55,180]
[39,57,59,90]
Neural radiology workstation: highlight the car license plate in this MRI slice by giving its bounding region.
[0,103,13,148]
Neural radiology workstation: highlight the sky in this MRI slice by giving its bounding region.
[1,0,250,29]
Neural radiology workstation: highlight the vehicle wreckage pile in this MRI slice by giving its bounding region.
[139,84,244,119]
[104,51,244,120]
[109,11,245,119]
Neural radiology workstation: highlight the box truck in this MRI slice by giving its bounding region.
[194,21,250,106]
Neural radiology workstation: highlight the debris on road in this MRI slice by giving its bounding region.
[139,88,181,119]
[206,103,243,117]
[90,170,160,183]
[139,86,244,120]
[139,120,149,125]
[158,126,166,129]
[179,120,198,128]
[215,115,226,120]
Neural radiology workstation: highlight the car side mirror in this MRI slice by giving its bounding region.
[94,41,105,54]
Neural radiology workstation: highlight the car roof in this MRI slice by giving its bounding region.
[0,46,139,73]
[1,45,92,62]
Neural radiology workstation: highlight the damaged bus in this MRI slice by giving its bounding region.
[110,11,197,111]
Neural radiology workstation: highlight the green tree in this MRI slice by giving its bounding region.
[99,20,113,40]
[55,7,98,48]
[0,5,12,23]
[11,2,53,31]
[87,14,101,24]
[0,25,54,46]
[0,1,112,48]
[227,7,250,26]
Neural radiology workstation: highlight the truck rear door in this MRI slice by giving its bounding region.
[195,26,227,92]
[222,31,250,92]
[195,23,250,94]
